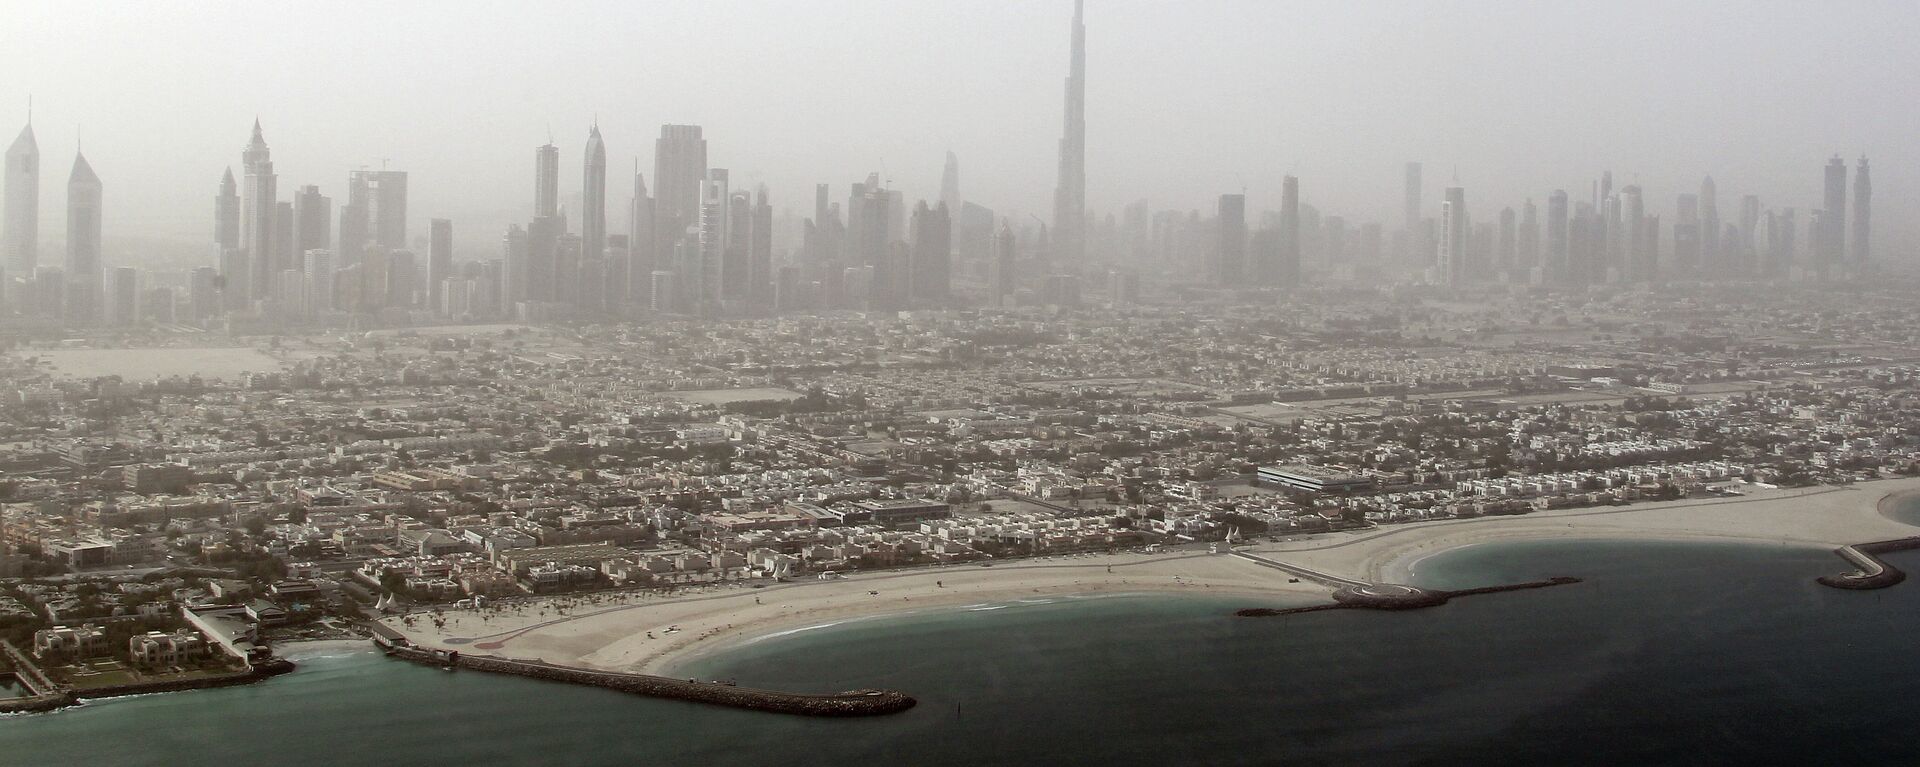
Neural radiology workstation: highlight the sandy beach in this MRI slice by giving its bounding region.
[1251,478,1920,584]
[383,477,1920,677]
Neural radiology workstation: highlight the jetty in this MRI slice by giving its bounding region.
[1816,536,1920,590]
[374,632,914,717]
[1227,549,1581,617]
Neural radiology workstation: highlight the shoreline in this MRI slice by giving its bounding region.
[383,476,1920,679]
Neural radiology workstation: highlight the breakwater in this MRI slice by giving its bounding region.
[1234,577,1583,618]
[378,639,915,717]
[1816,536,1920,590]
[0,650,296,714]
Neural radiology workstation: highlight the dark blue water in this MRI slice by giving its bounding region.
[6,536,1919,766]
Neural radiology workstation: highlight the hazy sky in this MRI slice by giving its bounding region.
[4,0,1916,262]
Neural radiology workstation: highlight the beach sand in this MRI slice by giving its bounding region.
[1250,479,1920,584]
[383,477,1920,677]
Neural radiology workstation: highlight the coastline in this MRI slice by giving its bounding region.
[382,476,1920,679]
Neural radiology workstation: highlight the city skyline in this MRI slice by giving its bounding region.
[0,0,1913,258]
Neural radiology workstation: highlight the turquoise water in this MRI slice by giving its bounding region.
[6,532,1920,765]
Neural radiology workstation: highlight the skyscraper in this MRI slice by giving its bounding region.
[1852,156,1871,266]
[1437,187,1466,285]
[1051,0,1087,264]
[940,151,962,221]
[652,125,707,261]
[65,151,102,325]
[293,184,329,255]
[628,166,654,305]
[534,142,559,219]
[750,186,772,305]
[106,266,137,327]
[1546,190,1569,283]
[428,218,452,313]
[1518,198,1539,275]
[3,118,35,277]
[1216,193,1245,286]
[1402,162,1422,236]
[1822,155,1847,267]
[697,169,729,310]
[242,120,277,302]
[214,168,239,253]
[909,201,952,303]
[1618,185,1648,282]
[991,220,1016,307]
[1699,176,1719,268]
[1278,175,1301,285]
[582,124,606,263]
[356,170,408,250]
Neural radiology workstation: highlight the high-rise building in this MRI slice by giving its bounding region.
[214,167,239,255]
[293,184,330,255]
[106,266,137,327]
[3,119,36,276]
[1215,194,1246,286]
[428,218,452,313]
[750,186,772,305]
[1402,162,1422,236]
[502,224,528,306]
[274,201,295,277]
[653,125,707,261]
[1738,195,1761,272]
[1852,156,1871,267]
[1437,187,1466,285]
[991,221,1016,307]
[1822,155,1847,267]
[1546,190,1569,283]
[1674,193,1700,273]
[582,124,606,263]
[1496,207,1517,277]
[697,169,729,310]
[1051,0,1087,264]
[1278,176,1301,285]
[338,172,369,269]
[356,170,408,250]
[1699,176,1719,268]
[723,188,752,302]
[909,201,952,303]
[65,151,102,325]
[940,151,962,220]
[1518,198,1539,275]
[1618,185,1648,282]
[242,120,277,302]
[627,166,654,305]
[534,142,559,219]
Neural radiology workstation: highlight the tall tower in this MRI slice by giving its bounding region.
[1618,185,1647,282]
[214,168,239,253]
[65,151,102,325]
[940,151,962,220]
[696,169,729,310]
[292,184,330,255]
[628,165,654,302]
[1051,0,1087,265]
[1699,176,1719,268]
[428,218,452,313]
[652,125,708,261]
[1437,187,1466,286]
[1852,156,1871,267]
[1402,162,1422,235]
[1823,155,1847,266]
[3,118,37,276]
[1279,175,1301,285]
[1215,194,1245,286]
[534,142,559,219]
[241,120,276,301]
[1546,190,1569,283]
[582,123,606,263]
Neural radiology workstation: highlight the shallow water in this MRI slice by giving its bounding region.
[4,539,1915,766]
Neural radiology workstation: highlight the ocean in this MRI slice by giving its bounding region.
[6,522,1918,765]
